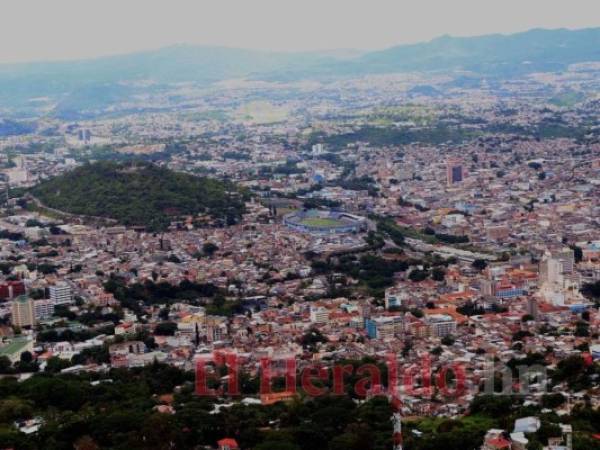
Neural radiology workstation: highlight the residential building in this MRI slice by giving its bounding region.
[33,299,54,321]
[49,282,73,306]
[11,296,35,327]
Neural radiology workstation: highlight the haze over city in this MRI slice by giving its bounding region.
[1,0,600,63]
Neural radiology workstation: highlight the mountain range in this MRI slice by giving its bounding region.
[1,27,599,119]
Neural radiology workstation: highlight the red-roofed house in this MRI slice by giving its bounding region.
[484,437,511,449]
[217,438,239,450]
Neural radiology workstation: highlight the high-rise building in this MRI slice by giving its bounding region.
[49,282,73,306]
[11,296,35,328]
[526,297,539,321]
[426,314,457,337]
[539,256,562,285]
[446,159,464,186]
[310,306,329,324]
[311,143,324,157]
[0,281,26,300]
[555,248,575,274]
[78,129,92,143]
[539,248,574,286]
[33,299,54,321]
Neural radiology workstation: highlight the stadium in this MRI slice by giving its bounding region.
[283,209,367,234]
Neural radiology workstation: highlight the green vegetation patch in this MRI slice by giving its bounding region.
[30,161,246,231]
[300,217,345,228]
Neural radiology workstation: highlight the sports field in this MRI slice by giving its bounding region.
[300,217,345,227]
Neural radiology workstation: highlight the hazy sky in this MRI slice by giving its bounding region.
[1,0,599,63]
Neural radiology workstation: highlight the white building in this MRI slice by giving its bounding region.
[49,282,73,306]
[33,299,54,320]
[426,314,457,337]
[310,306,329,324]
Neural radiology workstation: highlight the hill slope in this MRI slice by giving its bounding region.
[30,162,246,230]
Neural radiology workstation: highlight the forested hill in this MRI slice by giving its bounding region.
[30,162,246,230]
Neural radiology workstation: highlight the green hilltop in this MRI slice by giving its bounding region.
[30,162,246,230]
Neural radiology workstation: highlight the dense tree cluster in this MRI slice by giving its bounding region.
[312,254,409,296]
[581,281,600,301]
[104,277,220,314]
[0,362,598,449]
[31,162,246,231]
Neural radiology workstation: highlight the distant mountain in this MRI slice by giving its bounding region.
[30,162,246,230]
[351,28,600,76]
[0,27,599,119]
[0,45,340,84]
[0,45,335,113]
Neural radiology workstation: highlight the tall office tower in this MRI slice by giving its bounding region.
[446,159,464,186]
[539,255,562,286]
[11,296,35,327]
[78,129,92,143]
[33,298,55,321]
[311,143,324,158]
[526,297,539,321]
[555,248,575,274]
[49,282,73,305]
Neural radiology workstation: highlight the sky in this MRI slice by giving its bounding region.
[1,0,599,63]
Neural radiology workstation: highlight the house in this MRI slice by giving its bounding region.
[217,438,239,450]
[513,417,540,434]
[115,322,140,336]
[482,429,512,450]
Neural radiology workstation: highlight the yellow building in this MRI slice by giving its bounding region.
[11,296,35,328]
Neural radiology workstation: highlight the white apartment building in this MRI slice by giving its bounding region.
[34,299,55,321]
[49,282,73,305]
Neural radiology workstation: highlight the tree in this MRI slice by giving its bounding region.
[541,393,566,409]
[472,259,488,271]
[431,267,445,281]
[581,281,600,300]
[29,288,45,299]
[167,254,181,264]
[255,442,300,450]
[441,335,455,346]
[409,269,429,282]
[469,395,514,416]
[552,355,586,384]
[512,330,533,341]
[31,162,246,230]
[154,322,177,336]
[20,351,33,364]
[45,356,72,374]
[74,435,100,450]
[536,421,562,445]
[203,242,219,257]
[571,245,583,263]
[0,398,33,423]
[158,307,170,321]
[300,328,328,349]
[0,356,12,373]
[410,308,424,318]
[431,346,443,356]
